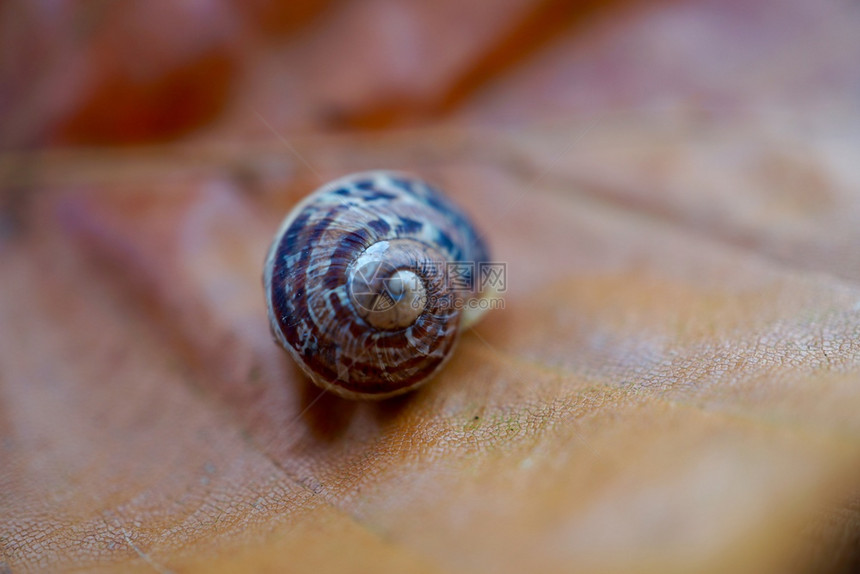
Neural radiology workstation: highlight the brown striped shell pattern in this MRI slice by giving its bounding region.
[264,171,495,399]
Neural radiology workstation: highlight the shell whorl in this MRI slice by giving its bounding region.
[264,171,491,399]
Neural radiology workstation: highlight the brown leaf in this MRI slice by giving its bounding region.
[2,110,860,573]
[0,1,242,148]
[461,0,860,122]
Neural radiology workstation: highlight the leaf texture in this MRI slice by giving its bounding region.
[3,111,860,573]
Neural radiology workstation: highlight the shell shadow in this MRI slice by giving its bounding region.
[295,363,413,442]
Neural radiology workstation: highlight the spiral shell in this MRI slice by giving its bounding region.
[264,171,493,399]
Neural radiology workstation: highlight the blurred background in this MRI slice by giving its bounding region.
[2,0,858,149]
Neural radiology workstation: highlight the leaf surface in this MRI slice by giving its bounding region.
[3,112,860,573]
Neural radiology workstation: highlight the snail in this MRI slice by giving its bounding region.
[264,171,495,399]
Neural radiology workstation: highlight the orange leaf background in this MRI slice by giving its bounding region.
[2,1,860,572]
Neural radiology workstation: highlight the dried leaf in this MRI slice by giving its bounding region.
[3,111,860,572]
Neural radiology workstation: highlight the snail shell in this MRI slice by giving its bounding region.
[264,171,493,399]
